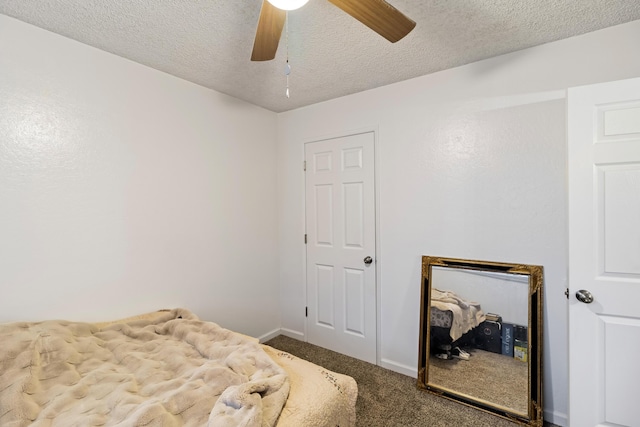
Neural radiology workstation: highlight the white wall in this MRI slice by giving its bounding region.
[277,20,640,426]
[0,15,280,338]
[431,267,529,326]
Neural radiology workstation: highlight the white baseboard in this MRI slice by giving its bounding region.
[544,409,568,426]
[258,328,304,343]
[279,328,305,340]
[257,328,282,343]
[379,358,418,378]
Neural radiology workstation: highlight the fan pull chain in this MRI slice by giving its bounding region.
[285,61,290,98]
[285,11,290,98]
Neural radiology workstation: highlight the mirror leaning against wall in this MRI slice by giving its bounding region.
[417,256,543,426]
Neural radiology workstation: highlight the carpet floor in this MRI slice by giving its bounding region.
[265,335,558,427]
[428,347,528,414]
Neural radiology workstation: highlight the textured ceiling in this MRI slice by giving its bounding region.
[1,1,640,112]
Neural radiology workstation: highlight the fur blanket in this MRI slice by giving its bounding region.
[0,309,289,427]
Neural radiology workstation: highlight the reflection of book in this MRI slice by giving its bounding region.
[502,323,514,357]
[514,339,528,362]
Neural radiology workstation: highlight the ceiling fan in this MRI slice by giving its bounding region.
[251,0,416,61]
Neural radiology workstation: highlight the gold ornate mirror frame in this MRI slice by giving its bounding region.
[417,256,543,426]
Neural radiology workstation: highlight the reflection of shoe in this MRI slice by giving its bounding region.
[455,347,470,357]
[435,353,449,360]
[452,347,470,360]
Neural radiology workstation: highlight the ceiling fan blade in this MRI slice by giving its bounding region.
[251,0,286,61]
[327,0,416,43]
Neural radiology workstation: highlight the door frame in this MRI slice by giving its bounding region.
[301,126,381,365]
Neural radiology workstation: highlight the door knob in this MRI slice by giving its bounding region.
[575,289,594,304]
[364,256,373,265]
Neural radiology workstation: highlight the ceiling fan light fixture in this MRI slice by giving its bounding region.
[267,0,309,11]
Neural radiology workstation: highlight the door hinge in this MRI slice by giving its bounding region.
[305,307,308,317]
[304,234,307,244]
[564,288,569,299]
[303,160,306,171]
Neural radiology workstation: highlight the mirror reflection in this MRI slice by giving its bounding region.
[429,267,529,414]
[417,256,543,425]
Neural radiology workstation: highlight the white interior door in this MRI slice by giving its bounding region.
[305,132,376,364]
[568,77,640,427]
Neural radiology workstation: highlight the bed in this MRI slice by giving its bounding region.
[0,308,357,427]
[429,289,486,358]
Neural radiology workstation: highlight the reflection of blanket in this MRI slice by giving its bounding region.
[431,289,486,341]
[0,308,289,427]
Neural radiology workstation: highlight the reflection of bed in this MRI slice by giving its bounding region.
[0,308,356,427]
[430,289,486,353]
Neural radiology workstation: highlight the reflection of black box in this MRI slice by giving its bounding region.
[514,324,527,342]
[475,314,502,354]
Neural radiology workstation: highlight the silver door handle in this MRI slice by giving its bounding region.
[576,289,594,304]
[364,256,373,265]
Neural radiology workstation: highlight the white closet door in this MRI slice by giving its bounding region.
[305,132,376,363]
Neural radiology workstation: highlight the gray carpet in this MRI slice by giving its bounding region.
[265,335,558,427]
